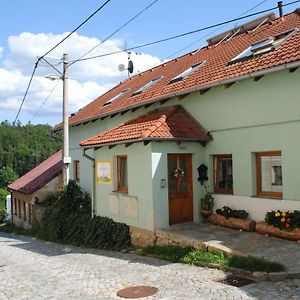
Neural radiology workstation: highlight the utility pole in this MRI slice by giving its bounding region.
[62,53,71,185]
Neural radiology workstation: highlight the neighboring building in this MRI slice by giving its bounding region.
[8,150,63,229]
[53,9,300,231]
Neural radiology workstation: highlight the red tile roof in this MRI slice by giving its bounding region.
[8,150,62,194]
[80,106,211,147]
[54,9,300,130]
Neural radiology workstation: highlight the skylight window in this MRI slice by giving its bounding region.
[132,76,163,96]
[104,88,130,106]
[230,28,299,63]
[170,61,206,84]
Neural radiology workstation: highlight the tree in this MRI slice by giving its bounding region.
[0,166,18,188]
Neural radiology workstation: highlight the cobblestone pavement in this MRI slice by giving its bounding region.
[1,233,300,300]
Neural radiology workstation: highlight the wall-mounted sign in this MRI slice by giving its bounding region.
[96,160,112,184]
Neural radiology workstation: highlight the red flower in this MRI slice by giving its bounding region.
[285,223,290,228]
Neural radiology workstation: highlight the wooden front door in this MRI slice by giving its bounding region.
[168,154,193,225]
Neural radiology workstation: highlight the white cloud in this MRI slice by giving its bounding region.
[0,32,163,124]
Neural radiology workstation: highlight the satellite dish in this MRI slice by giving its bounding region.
[118,64,126,72]
[128,60,134,74]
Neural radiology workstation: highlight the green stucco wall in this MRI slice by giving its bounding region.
[68,68,300,229]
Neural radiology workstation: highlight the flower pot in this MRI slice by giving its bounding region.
[201,209,212,219]
[209,213,256,232]
[256,221,300,241]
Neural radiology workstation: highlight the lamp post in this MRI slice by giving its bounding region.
[46,53,71,185]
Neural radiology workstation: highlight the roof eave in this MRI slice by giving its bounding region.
[80,136,211,149]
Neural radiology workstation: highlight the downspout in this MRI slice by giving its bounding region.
[82,148,95,218]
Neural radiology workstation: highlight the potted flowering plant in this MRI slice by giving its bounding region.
[265,210,300,230]
[200,186,214,218]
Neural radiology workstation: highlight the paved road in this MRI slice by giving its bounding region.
[0,233,300,300]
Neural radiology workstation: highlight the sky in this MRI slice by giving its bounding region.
[0,0,299,126]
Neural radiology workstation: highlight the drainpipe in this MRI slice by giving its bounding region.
[82,148,95,218]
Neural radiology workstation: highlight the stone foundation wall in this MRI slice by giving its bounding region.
[129,226,205,249]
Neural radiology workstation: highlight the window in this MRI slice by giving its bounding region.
[14,198,17,215]
[73,160,80,182]
[213,155,233,194]
[132,76,163,96]
[28,203,32,225]
[117,156,128,193]
[104,88,130,106]
[230,28,299,63]
[256,151,282,198]
[23,201,26,221]
[18,199,21,217]
[170,61,206,84]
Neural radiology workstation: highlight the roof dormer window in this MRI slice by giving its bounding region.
[230,28,299,63]
[104,88,130,106]
[169,61,206,84]
[132,76,163,96]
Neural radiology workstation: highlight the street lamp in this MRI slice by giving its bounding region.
[46,53,71,185]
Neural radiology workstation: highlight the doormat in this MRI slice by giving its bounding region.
[117,286,158,298]
[217,276,256,287]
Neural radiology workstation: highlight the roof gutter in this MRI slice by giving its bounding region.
[55,60,300,131]
[82,148,96,218]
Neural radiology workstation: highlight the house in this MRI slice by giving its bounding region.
[53,9,300,233]
[8,150,63,228]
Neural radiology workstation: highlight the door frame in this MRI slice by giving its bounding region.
[168,153,194,225]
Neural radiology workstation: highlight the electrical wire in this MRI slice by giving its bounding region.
[29,81,60,123]
[73,0,300,63]
[13,0,113,124]
[166,0,270,60]
[13,61,39,124]
[70,0,160,66]
[39,0,112,61]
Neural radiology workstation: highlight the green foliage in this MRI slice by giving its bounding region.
[0,188,8,223]
[0,121,61,188]
[216,206,249,219]
[0,166,18,187]
[141,245,193,262]
[36,181,130,250]
[141,245,285,272]
[200,185,214,211]
[265,210,300,231]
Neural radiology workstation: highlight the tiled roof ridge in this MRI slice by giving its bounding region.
[140,107,176,138]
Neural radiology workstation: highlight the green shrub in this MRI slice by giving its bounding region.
[0,188,8,223]
[36,180,130,250]
[216,206,248,219]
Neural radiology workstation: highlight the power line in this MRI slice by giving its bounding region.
[166,0,270,60]
[29,81,60,123]
[70,0,160,66]
[39,0,112,61]
[73,0,300,64]
[14,0,113,123]
[13,61,39,125]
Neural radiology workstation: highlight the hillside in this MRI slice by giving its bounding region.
[0,121,61,189]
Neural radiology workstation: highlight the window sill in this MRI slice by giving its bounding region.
[112,190,128,194]
[251,195,282,200]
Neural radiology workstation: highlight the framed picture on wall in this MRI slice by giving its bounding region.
[96,160,112,184]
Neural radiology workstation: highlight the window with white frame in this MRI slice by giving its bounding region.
[256,151,282,198]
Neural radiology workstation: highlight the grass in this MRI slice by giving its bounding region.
[141,245,285,273]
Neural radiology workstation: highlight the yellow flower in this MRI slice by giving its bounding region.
[282,212,286,217]
[281,217,286,222]
[275,212,280,217]
[221,208,224,211]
